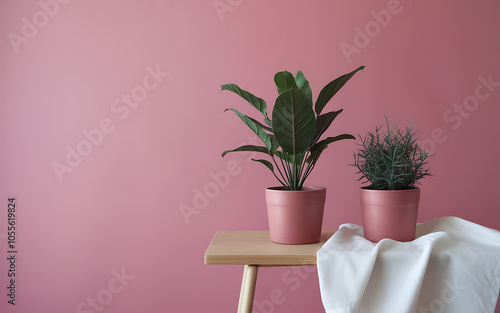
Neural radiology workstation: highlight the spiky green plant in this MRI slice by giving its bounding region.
[353,117,431,190]
[221,66,365,190]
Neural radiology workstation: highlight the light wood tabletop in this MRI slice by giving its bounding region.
[205,230,336,266]
[204,230,336,313]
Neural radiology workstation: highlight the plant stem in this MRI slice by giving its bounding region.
[292,154,298,190]
[270,155,288,187]
[280,154,292,189]
[271,155,287,187]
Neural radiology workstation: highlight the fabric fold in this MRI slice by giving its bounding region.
[317,217,500,313]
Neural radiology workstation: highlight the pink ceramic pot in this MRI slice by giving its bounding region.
[360,187,420,242]
[265,186,326,244]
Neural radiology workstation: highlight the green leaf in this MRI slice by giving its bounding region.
[310,134,356,152]
[224,108,273,150]
[274,71,298,94]
[315,65,365,115]
[251,158,274,172]
[272,88,317,155]
[221,84,271,125]
[222,145,271,158]
[295,71,313,106]
[311,110,343,146]
[274,150,293,163]
[268,135,279,154]
[247,115,272,132]
[306,145,327,164]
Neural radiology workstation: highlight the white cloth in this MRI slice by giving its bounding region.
[317,216,500,313]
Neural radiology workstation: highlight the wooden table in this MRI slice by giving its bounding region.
[204,230,335,313]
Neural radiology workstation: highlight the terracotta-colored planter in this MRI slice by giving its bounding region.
[265,186,326,245]
[360,187,420,242]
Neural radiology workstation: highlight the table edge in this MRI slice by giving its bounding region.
[204,230,335,266]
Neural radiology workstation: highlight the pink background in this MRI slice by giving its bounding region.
[1,0,499,312]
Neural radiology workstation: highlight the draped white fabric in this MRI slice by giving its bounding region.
[317,217,500,313]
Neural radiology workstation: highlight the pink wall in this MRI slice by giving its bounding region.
[1,0,499,312]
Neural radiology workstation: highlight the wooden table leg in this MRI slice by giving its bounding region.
[237,265,258,313]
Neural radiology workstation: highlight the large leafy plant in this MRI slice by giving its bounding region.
[353,117,431,190]
[221,66,365,190]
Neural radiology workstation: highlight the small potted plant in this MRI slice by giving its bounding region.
[353,116,431,242]
[221,66,365,244]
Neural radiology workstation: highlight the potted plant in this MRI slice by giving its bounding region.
[220,66,365,244]
[353,117,431,242]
